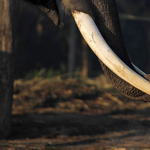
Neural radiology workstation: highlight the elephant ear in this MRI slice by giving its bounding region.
[39,6,59,26]
[35,0,60,25]
[21,0,60,25]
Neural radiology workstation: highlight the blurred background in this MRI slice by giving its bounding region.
[2,1,150,147]
[12,0,150,79]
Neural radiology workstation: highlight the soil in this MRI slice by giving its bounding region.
[1,74,150,150]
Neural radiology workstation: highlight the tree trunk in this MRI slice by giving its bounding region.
[68,18,77,78]
[81,38,88,78]
[0,0,14,138]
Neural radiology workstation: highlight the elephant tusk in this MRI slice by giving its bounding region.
[132,63,147,76]
[72,11,150,95]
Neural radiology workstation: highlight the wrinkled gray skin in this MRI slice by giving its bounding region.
[21,0,150,101]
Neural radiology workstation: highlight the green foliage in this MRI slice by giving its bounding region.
[25,63,66,79]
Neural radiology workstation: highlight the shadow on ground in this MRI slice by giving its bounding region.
[1,76,150,149]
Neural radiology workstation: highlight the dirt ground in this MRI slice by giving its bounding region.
[1,74,150,150]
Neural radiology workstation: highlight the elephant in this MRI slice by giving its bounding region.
[20,0,150,101]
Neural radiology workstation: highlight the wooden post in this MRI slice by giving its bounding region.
[0,0,14,138]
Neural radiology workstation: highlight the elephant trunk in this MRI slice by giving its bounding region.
[72,0,150,101]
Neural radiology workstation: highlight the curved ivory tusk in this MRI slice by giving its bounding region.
[132,63,147,76]
[72,11,150,95]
